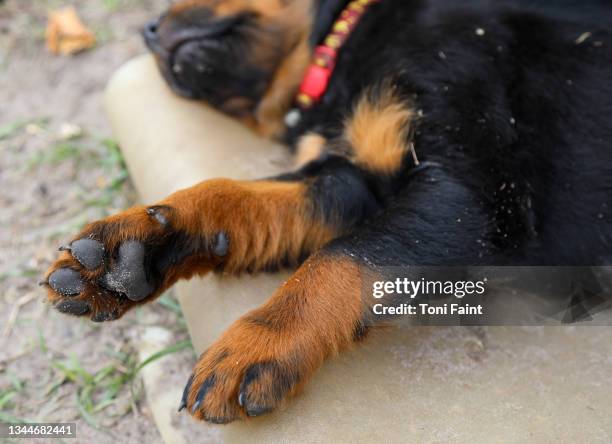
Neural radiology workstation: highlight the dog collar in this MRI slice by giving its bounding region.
[285,0,379,127]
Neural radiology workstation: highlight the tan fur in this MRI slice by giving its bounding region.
[186,255,364,421]
[169,0,314,138]
[44,178,337,319]
[295,132,327,168]
[251,0,314,138]
[170,0,291,17]
[163,178,335,273]
[345,87,416,175]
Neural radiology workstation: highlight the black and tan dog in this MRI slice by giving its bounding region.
[44,0,611,424]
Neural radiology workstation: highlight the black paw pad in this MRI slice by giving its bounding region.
[49,268,84,296]
[100,241,155,301]
[91,310,120,322]
[213,232,229,257]
[70,238,105,270]
[204,415,234,424]
[55,299,90,315]
[245,405,274,417]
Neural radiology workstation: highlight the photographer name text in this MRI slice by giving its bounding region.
[371,278,486,316]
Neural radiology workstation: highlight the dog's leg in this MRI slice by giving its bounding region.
[42,83,421,322]
[181,251,364,423]
[183,165,495,423]
[43,156,380,321]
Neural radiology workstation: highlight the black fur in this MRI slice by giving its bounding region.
[138,1,612,422]
[149,0,612,268]
[293,0,612,267]
[276,154,381,232]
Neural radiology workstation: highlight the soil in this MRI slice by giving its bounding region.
[0,1,215,442]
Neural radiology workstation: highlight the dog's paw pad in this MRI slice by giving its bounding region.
[55,299,91,315]
[48,268,84,296]
[244,405,273,417]
[100,240,154,301]
[91,309,120,323]
[70,238,105,270]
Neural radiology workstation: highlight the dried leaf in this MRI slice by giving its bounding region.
[46,6,96,55]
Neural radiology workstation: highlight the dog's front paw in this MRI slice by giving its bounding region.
[180,316,313,424]
[179,255,364,424]
[43,205,228,321]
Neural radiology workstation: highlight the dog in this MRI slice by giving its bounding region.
[44,0,612,424]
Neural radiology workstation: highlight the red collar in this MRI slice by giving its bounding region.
[294,0,380,111]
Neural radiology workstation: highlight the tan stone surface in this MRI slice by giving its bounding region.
[105,55,612,443]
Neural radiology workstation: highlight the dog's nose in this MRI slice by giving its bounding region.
[143,19,159,44]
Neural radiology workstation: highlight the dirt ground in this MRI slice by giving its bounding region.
[0,1,214,442]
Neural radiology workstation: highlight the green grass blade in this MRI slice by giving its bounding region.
[0,391,17,410]
[135,339,192,374]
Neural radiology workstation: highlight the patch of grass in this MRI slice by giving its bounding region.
[50,340,192,426]
[0,118,48,141]
[5,371,25,393]
[0,121,28,141]
[47,214,91,240]
[78,138,131,214]
[50,354,132,428]
[27,136,125,170]
[156,293,190,332]
[37,328,48,354]
[134,339,192,373]
[0,391,18,410]
[0,370,35,424]
[0,410,31,424]
[157,293,183,316]
[25,133,131,215]
[28,142,83,168]
[102,0,151,11]
[94,25,115,45]
[101,139,130,191]
[0,267,40,283]
[101,138,125,168]
[103,0,121,11]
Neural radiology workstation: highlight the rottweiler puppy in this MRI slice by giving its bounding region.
[44,0,612,424]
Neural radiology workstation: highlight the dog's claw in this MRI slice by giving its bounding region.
[213,232,229,257]
[191,400,201,414]
[179,374,193,412]
[147,206,170,227]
